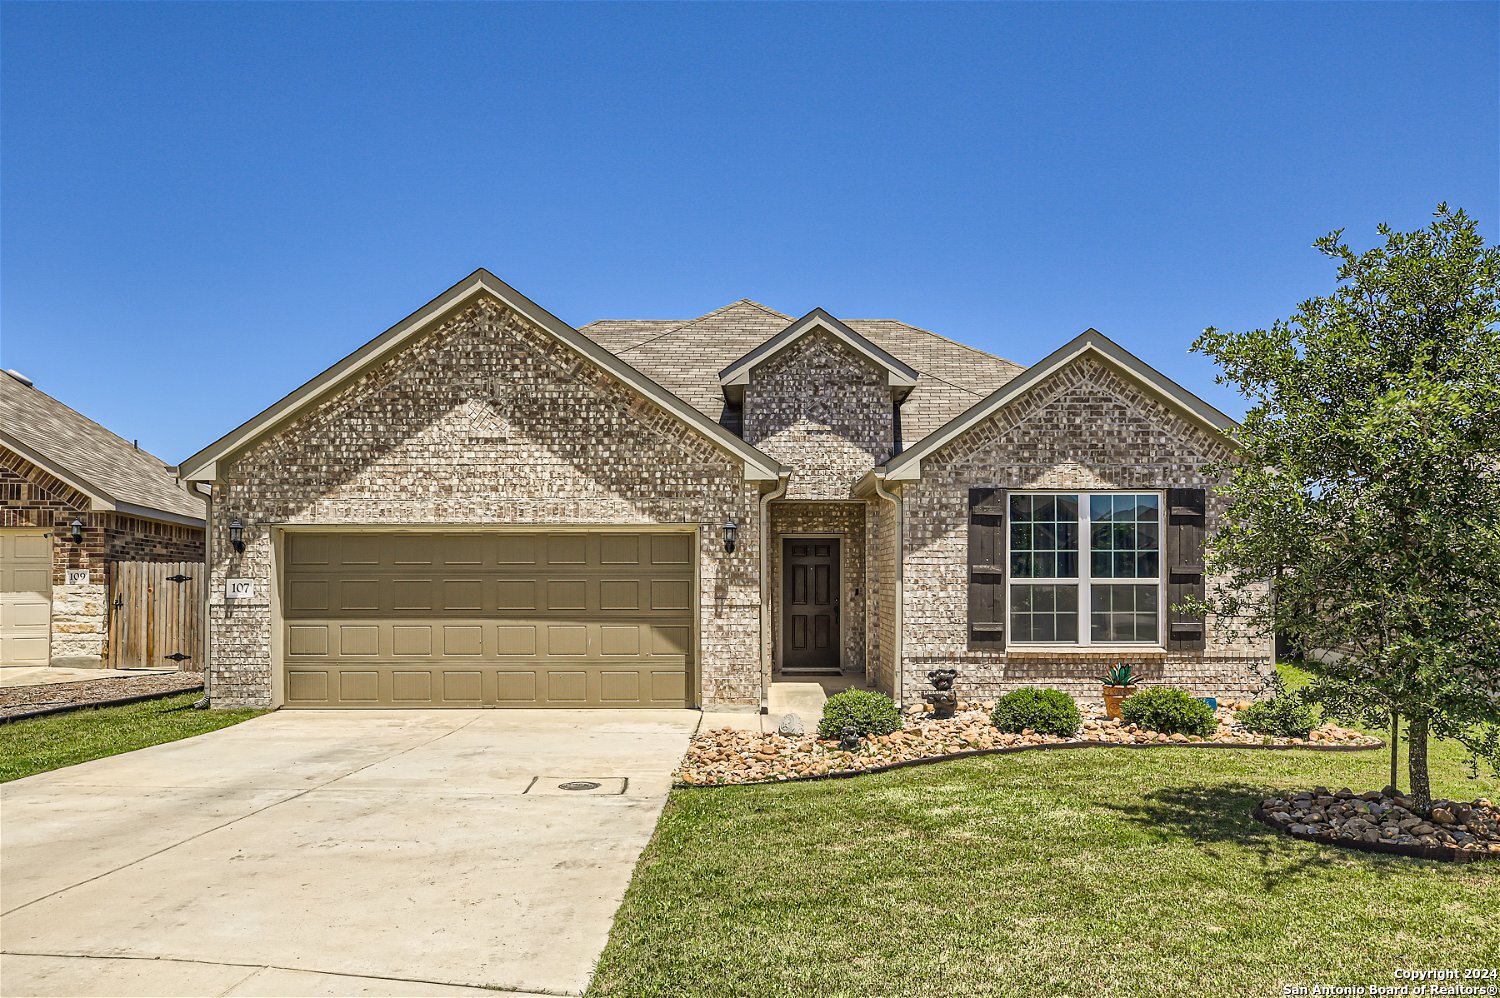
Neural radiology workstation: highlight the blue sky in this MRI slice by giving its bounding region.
[2,1,1495,463]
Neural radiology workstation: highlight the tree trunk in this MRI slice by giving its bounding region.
[1407,713,1432,810]
[1388,711,1399,793]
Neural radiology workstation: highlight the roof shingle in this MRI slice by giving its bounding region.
[582,302,1024,443]
[1,372,206,522]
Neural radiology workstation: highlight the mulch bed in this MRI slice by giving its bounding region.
[680,701,1381,787]
[0,672,204,721]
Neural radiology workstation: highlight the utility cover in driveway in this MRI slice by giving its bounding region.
[281,530,694,708]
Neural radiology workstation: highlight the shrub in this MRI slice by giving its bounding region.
[990,688,1082,737]
[1236,677,1319,738]
[1119,687,1218,737]
[817,689,902,739]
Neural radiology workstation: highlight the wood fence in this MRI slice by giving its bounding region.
[106,561,205,671]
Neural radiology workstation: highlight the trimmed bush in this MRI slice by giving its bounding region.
[1237,678,1319,738]
[817,689,902,740]
[1119,687,1218,737]
[990,688,1082,738]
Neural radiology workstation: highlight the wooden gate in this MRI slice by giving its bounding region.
[106,561,204,671]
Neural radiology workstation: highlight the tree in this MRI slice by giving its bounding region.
[1192,205,1500,809]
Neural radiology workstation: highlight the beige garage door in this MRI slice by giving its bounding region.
[281,531,694,708]
[1,529,53,667]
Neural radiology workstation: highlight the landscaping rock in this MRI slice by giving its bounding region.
[1260,790,1500,858]
[676,696,1380,787]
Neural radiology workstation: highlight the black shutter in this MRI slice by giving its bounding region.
[968,488,1006,651]
[1165,487,1207,650]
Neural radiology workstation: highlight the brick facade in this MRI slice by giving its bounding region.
[767,500,867,678]
[1,452,204,667]
[891,355,1273,704]
[209,296,763,708]
[742,330,894,499]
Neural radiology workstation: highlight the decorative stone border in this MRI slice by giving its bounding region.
[676,737,1383,789]
[0,686,204,725]
[1250,806,1499,864]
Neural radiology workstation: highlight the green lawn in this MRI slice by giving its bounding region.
[0,692,265,782]
[590,670,1500,998]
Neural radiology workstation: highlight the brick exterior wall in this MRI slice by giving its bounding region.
[767,500,867,677]
[1,452,204,667]
[208,295,763,708]
[742,330,894,499]
[866,492,899,694]
[894,356,1273,704]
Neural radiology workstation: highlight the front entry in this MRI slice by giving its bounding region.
[781,537,840,672]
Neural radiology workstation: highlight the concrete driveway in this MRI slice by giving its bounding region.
[1,709,699,997]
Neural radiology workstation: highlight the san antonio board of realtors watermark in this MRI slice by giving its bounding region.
[1285,969,1499,996]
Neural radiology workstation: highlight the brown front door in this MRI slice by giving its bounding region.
[782,538,839,671]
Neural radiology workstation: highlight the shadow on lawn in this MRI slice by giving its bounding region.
[1102,782,1423,883]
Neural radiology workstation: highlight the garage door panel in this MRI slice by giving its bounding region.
[281,531,692,708]
[496,671,537,703]
[392,671,432,702]
[339,625,380,656]
[2,531,53,667]
[496,624,536,655]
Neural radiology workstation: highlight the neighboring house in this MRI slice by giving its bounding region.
[178,270,1271,711]
[1,370,206,667]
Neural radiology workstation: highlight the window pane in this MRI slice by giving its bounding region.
[1010,584,1081,644]
[1090,584,1160,643]
[1087,493,1159,580]
[1008,493,1079,580]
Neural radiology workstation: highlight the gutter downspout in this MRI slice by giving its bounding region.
[758,473,790,714]
[872,472,904,708]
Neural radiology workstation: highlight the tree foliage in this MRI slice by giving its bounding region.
[1191,205,1500,806]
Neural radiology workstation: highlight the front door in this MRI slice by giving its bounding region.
[782,537,839,671]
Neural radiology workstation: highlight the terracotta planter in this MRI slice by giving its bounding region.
[1102,685,1136,720]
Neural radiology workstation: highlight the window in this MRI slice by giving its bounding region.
[1008,491,1161,645]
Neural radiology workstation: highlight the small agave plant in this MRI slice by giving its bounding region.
[1098,663,1140,689]
[1098,664,1140,721]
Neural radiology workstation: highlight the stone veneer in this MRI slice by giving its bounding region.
[742,329,894,500]
[892,355,1273,704]
[209,295,763,708]
[1,454,204,667]
[767,500,866,678]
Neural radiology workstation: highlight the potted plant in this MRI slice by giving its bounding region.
[1098,663,1141,720]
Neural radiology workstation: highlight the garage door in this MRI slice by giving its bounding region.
[281,531,694,708]
[1,529,53,667]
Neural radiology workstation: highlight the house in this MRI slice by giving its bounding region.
[177,270,1271,710]
[1,371,206,667]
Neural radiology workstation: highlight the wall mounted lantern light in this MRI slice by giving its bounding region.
[229,518,246,552]
[722,520,739,554]
[69,518,84,544]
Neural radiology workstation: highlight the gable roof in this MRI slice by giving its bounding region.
[584,305,1025,441]
[876,328,1238,481]
[177,271,787,484]
[1,372,206,525]
[717,308,919,398]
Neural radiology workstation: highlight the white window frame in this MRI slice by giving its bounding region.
[1004,490,1166,647]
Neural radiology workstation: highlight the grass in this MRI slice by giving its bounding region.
[590,667,1500,998]
[0,692,265,782]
